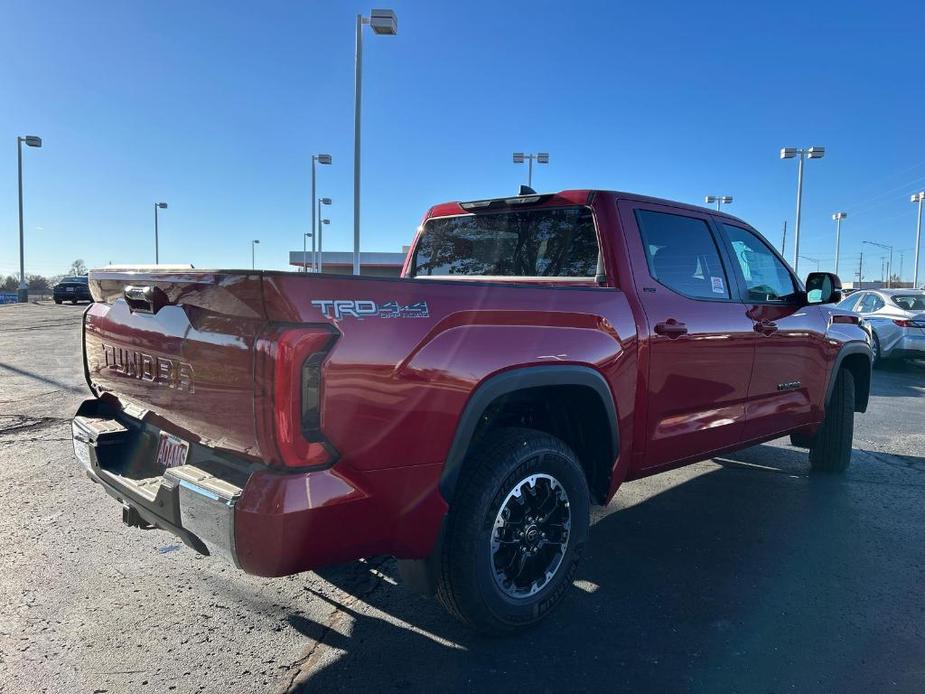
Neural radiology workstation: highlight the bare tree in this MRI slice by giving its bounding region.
[68,259,88,276]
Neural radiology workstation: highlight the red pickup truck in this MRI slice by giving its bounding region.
[72,189,871,632]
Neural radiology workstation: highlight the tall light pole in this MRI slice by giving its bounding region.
[832,212,847,277]
[303,232,313,271]
[912,191,925,288]
[780,146,825,274]
[512,152,549,188]
[863,240,893,288]
[316,198,332,271]
[154,202,168,264]
[309,154,332,272]
[251,239,260,270]
[317,219,331,272]
[16,135,42,303]
[705,195,733,212]
[354,8,398,276]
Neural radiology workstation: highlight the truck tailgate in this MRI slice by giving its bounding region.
[84,271,267,459]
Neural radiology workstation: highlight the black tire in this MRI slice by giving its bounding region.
[436,427,590,633]
[871,333,883,368]
[808,369,855,473]
[54,299,62,304]
[71,299,78,305]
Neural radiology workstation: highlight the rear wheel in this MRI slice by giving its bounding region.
[54,299,62,304]
[809,369,855,473]
[436,427,590,633]
[871,333,883,368]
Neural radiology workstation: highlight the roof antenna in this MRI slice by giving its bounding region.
[519,184,536,195]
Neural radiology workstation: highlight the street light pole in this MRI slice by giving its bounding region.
[912,191,925,288]
[353,9,398,276]
[154,202,167,264]
[512,152,549,188]
[317,197,332,272]
[832,212,847,277]
[309,154,332,272]
[780,146,825,274]
[303,232,313,271]
[16,135,42,302]
[318,218,330,272]
[705,195,733,212]
[252,239,260,270]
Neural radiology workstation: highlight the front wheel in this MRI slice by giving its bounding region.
[809,369,855,473]
[436,428,590,633]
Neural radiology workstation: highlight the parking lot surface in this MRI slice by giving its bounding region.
[2,301,924,693]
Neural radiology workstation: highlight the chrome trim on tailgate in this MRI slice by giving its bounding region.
[72,411,243,567]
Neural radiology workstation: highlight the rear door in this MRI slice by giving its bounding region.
[619,202,756,470]
[718,223,830,438]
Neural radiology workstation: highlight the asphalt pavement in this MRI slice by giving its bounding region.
[1,301,924,693]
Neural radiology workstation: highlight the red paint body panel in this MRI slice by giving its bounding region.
[80,190,868,576]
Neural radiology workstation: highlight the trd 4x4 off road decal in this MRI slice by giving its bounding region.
[311,299,429,320]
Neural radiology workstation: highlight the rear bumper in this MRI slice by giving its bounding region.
[54,289,91,301]
[882,332,925,359]
[71,398,445,577]
[72,408,241,564]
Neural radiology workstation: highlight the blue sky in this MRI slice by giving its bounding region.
[2,0,925,281]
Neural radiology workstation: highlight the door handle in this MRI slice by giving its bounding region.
[654,319,688,338]
[753,320,778,335]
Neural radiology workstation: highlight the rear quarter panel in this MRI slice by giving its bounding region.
[262,274,638,486]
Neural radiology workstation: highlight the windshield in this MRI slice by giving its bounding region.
[411,206,599,278]
[891,294,925,311]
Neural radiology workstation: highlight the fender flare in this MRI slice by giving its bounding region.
[438,365,619,503]
[826,341,872,412]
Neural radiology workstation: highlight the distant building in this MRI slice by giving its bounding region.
[288,248,409,277]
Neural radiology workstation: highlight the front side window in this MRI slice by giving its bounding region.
[635,209,730,300]
[411,206,598,277]
[723,225,797,303]
[861,294,885,312]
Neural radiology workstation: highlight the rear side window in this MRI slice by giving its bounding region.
[722,224,797,303]
[891,294,925,311]
[411,206,599,277]
[635,209,730,300]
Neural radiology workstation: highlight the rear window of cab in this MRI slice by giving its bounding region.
[410,206,599,278]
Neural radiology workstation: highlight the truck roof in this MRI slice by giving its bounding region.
[427,189,749,226]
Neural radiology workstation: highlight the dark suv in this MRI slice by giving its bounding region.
[53,276,92,304]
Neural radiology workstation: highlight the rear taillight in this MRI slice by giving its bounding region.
[256,326,339,469]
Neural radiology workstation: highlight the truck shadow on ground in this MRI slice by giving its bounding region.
[287,444,925,693]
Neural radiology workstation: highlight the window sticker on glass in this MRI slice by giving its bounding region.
[711,276,725,294]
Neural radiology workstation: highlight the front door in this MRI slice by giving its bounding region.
[619,202,757,470]
[718,223,831,439]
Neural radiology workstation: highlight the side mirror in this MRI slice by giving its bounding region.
[805,272,842,305]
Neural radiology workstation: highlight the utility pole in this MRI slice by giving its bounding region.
[857,252,863,289]
[781,221,787,256]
